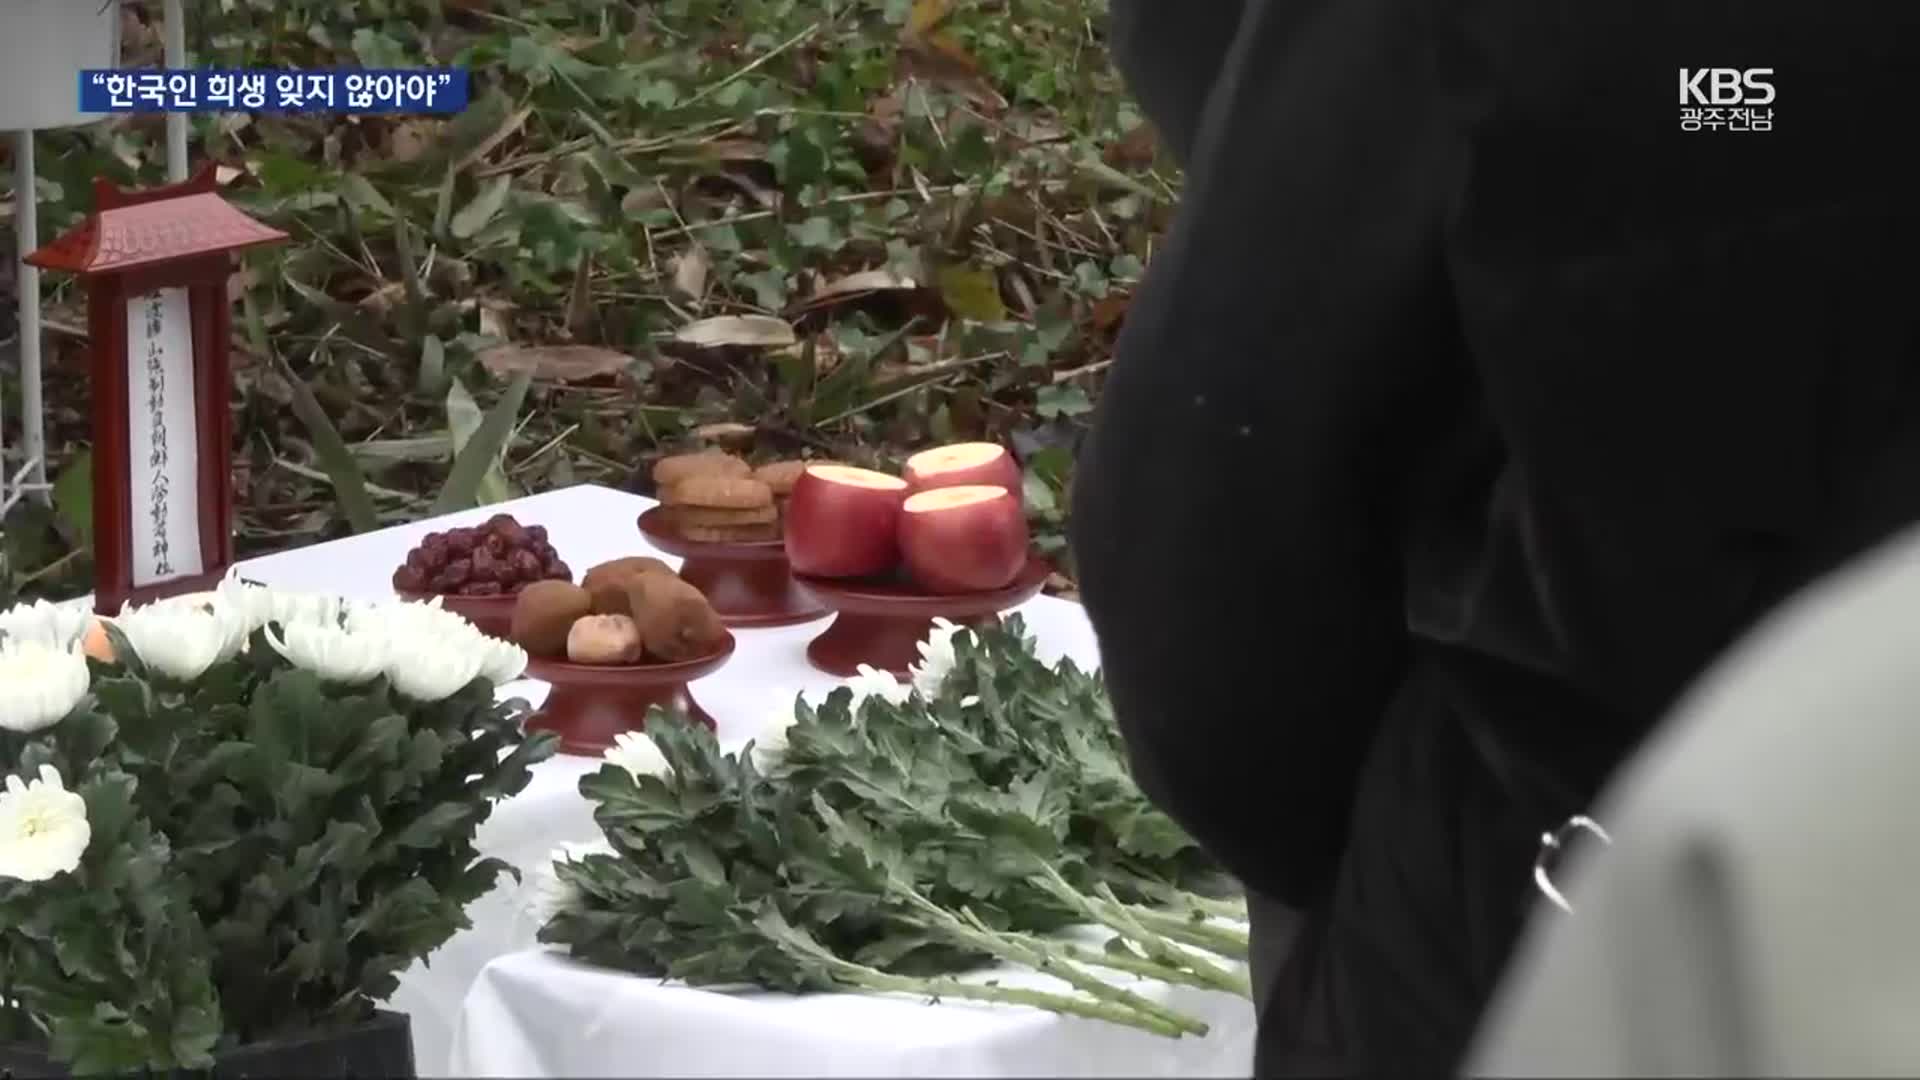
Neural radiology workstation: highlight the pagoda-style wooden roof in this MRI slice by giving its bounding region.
[25,167,287,277]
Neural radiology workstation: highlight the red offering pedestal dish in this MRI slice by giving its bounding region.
[524,632,735,756]
[637,506,826,628]
[793,556,1049,678]
[395,589,518,639]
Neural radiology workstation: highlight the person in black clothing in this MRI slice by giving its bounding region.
[1073,0,1920,1074]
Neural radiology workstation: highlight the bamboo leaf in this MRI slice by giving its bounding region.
[417,334,448,397]
[432,163,456,239]
[281,355,380,534]
[450,176,512,240]
[339,174,395,218]
[432,371,531,515]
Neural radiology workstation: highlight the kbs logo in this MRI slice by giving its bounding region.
[1677,68,1774,133]
[1678,68,1775,105]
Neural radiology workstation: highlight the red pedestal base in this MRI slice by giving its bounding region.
[637,506,825,627]
[523,632,735,756]
[794,557,1049,679]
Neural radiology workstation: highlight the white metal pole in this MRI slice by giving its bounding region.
[15,128,46,502]
[163,0,188,182]
[2,137,12,517]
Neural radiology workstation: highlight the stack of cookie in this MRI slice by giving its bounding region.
[751,460,811,520]
[652,450,778,542]
[652,451,844,543]
[670,473,780,542]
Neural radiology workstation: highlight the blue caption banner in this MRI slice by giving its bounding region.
[79,69,468,114]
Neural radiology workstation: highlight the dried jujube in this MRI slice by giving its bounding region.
[395,513,566,597]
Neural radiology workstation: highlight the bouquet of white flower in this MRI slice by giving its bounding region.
[0,576,558,1076]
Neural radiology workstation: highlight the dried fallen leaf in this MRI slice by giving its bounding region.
[707,168,781,211]
[907,0,954,36]
[899,32,1009,112]
[477,344,633,384]
[388,120,440,164]
[356,280,406,316]
[693,422,757,450]
[621,187,668,217]
[478,303,513,340]
[816,268,918,300]
[566,254,594,337]
[226,267,259,303]
[1089,293,1132,335]
[1103,122,1161,172]
[775,334,843,376]
[672,249,710,302]
[455,106,533,174]
[674,314,797,349]
[702,139,773,165]
[786,268,920,319]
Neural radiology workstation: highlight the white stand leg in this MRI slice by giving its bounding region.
[164,0,188,183]
[10,128,47,511]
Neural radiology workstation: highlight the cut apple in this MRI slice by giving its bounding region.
[903,441,1022,498]
[899,485,1030,594]
[785,465,911,578]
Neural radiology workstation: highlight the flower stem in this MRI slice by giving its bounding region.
[842,966,1190,1038]
[1029,864,1250,997]
[1087,885,1252,999]
[1037,937,1251,999]
[1180,893,1250,922]
[1102,867,1250,924]
[769,918,1193,1039]
[891,881,1210,1036]
[1096,900,1251,960]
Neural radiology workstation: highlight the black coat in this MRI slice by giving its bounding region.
[1075,1,1920,1074]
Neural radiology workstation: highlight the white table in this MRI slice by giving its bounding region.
[235,483,1253,1078]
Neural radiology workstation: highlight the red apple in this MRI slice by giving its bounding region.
[903,442,1023,498]
[898,485,1030,594]
[784,465,910,578]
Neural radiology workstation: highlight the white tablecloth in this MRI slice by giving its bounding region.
[455,944,1254,1078]
[232,483,1253,1077]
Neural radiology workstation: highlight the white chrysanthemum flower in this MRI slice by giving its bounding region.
[0,765,91,882]
[751,689,806,769]
[604,730,671,778]
[0,639,90,733]
[476,635,529,686]
[218,574,346,634]
[523,838,618,924]
[110,598,244,682]
[0,599,93,652]
[383,633,485,703]
[843,664,911,712]
[349,595,475,640]
[266,620,387,685]
[909,617,964,699]
[214,574,277,634]
[275,591,345,630]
